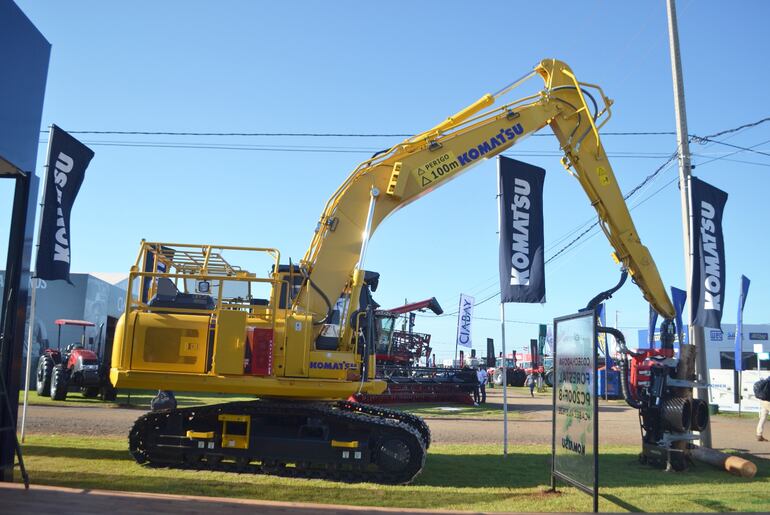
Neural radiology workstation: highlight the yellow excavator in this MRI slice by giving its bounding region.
[111,59,681,483]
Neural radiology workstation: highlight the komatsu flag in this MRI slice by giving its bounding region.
[456,294,475,349]
[498,156,546,303]
[689,177,727,329]
[36,125,94,282]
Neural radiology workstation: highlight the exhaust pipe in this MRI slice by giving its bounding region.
[690,398,710,432]
[662,397,692,432]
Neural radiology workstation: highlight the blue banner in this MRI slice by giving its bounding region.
[735,275,750,371]
[690,177,728,329]
[671,287,687,344]
[35,125,94,282]
[498,156,546,303]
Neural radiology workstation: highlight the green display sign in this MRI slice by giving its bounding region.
[551,310,598,511]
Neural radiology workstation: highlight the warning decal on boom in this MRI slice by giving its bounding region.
[415,151,459,188]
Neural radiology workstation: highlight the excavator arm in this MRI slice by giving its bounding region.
[298,59,675,327]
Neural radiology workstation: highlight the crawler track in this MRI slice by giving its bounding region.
[128,400,426,484]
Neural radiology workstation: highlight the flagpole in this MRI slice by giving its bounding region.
[19,283,36,443]
[500,302,508,457]
[496,158,508,457]
[20,125,53,442]
[454,295,461,366]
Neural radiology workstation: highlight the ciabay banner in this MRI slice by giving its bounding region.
[735,275,750,371]
[455,293,475,349]
[498,156,546,303]
[36,125,94,282]
[689,177,728,329]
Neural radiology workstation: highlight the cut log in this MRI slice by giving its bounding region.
[691,447,757,478]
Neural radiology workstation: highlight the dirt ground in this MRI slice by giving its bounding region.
[19,387,770,459]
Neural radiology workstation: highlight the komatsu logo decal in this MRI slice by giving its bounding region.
[52,152,75,263]
[457,123,524,166]
[509,177,531,286]
[700,201,722,312]
[309,361,357,370]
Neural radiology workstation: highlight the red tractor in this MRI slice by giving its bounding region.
[35,319,116,401]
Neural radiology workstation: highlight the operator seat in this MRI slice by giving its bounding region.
[148,277,216,311]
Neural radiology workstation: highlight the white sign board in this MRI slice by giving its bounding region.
[552,310,597,504]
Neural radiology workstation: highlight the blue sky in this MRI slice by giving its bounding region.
[3,1,769,360]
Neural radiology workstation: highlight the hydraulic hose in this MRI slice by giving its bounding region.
[300,268,333,326]
[585,269,628,312]
[598,325,643,410]
[618,353,643,410]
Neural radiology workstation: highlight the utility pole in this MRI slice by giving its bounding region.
[666,0,712,448]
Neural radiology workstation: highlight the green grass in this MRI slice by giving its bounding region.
[19,389,256,409]
[712,410,764,420]
[16,435,770,512]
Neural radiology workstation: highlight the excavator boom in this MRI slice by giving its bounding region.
[299,59,675,325]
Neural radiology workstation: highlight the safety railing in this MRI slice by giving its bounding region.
[123,240,286,327]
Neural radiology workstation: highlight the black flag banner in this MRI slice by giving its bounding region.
[35,125,94,282]
[498,156,545,303]
[690,177,727,329]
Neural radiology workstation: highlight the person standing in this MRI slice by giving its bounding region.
[477,366,488,404]
[526,372,535,397]
[758,400,769,442]
[755,377,770,442]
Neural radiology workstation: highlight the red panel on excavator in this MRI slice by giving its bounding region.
[247,327,273,376]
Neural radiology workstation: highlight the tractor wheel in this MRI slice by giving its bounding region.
[100,385,118,402]
[509,369,527,387]
[81,386,100,398]
[50,365,69,401]
[36,355,54,396]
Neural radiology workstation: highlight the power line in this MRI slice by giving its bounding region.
[691,136,770,158]
[36,138,683,157]
[543,129,770,264]
[472,316,542,324]
[695,116,770,140]
[39,129,678,138]
[428,116,770,318]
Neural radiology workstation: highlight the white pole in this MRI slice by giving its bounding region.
[20,281,37,443]
[20,125,53,442]
[667,0,711,448]
[454,296,461,366]
[501,302,508,457]
[496,158,508,457]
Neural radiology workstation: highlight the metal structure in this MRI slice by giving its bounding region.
[0,164,38,484]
